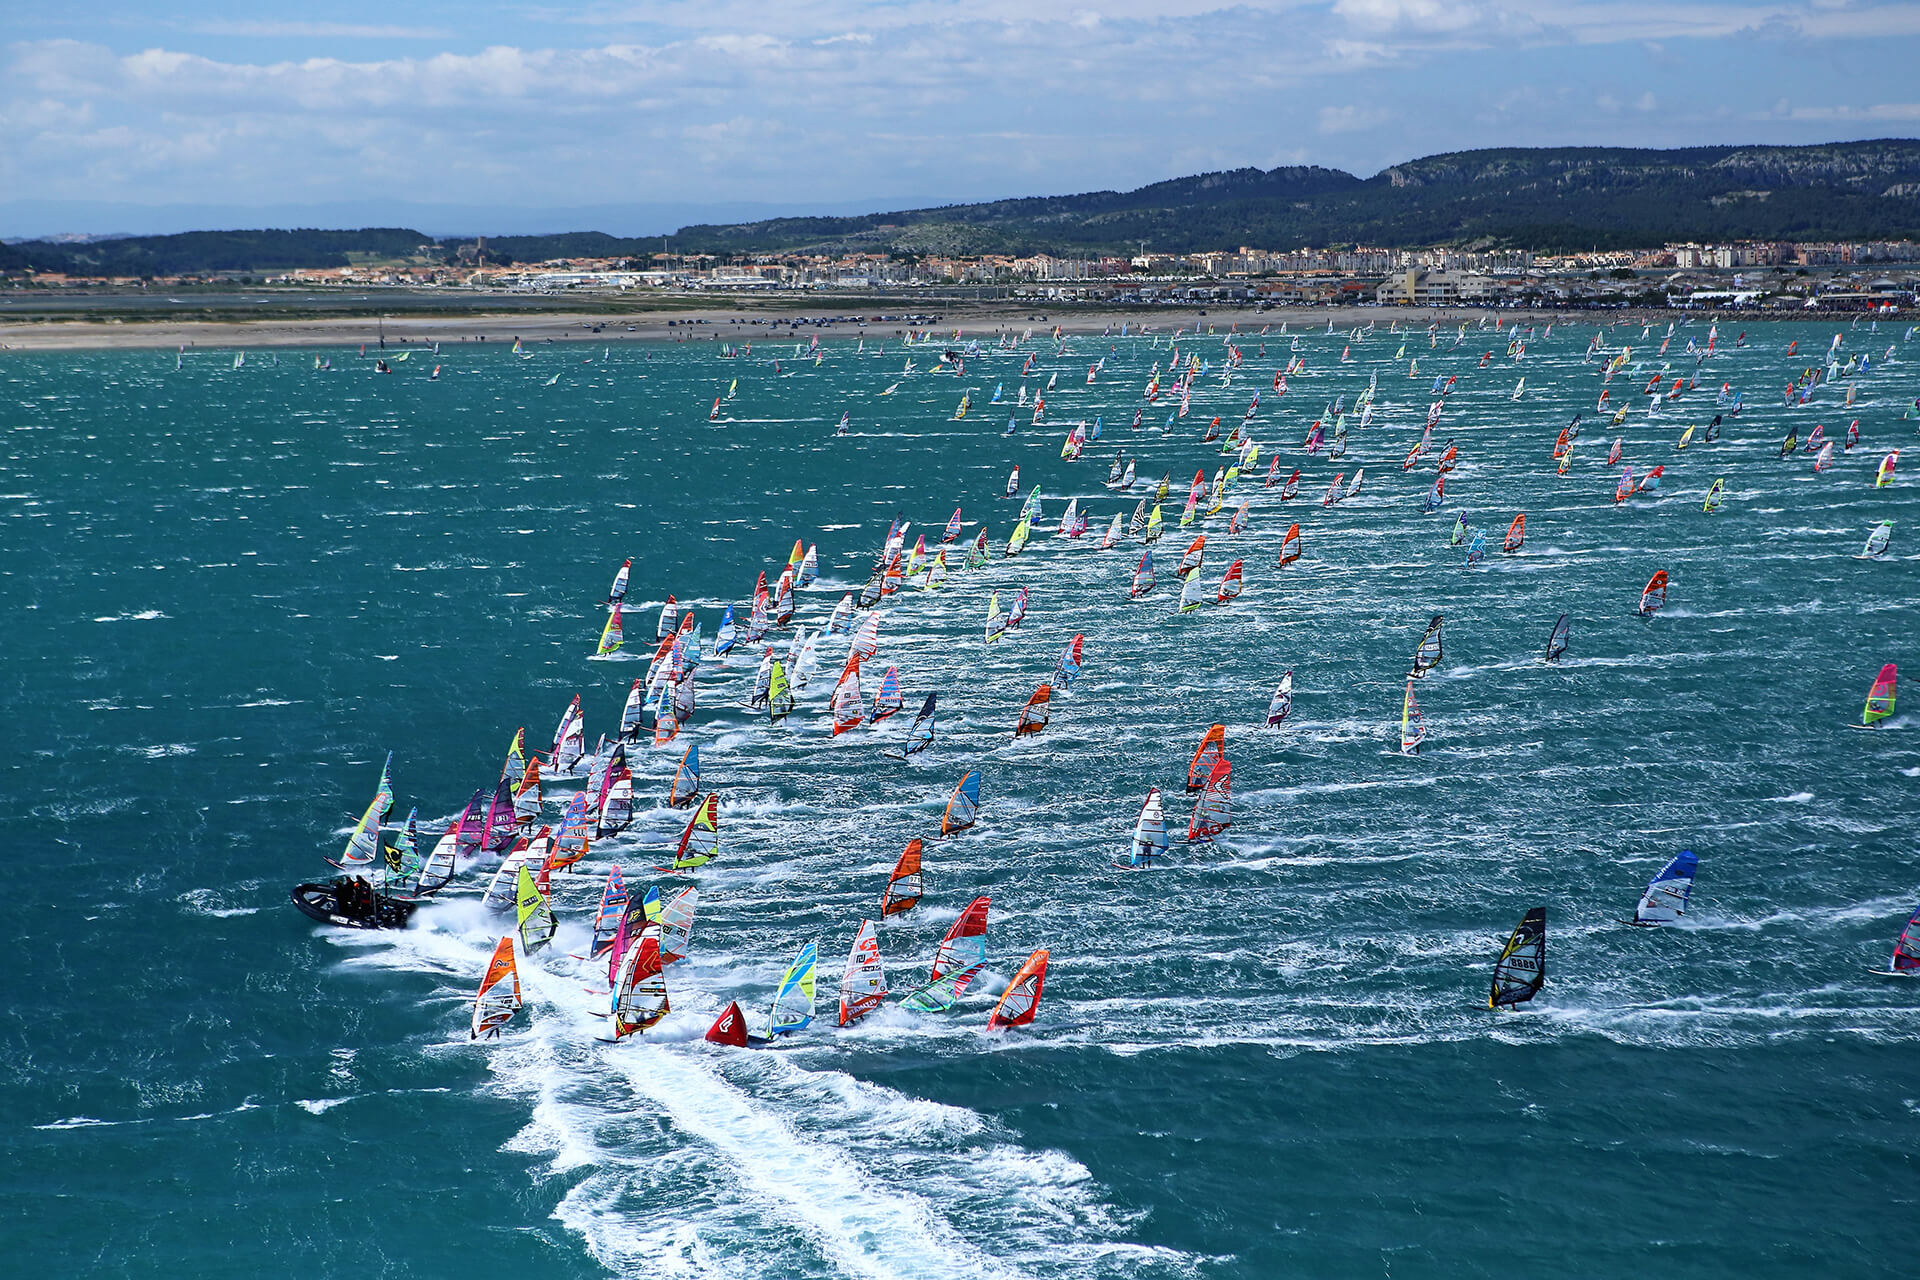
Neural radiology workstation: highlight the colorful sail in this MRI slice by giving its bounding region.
[669,743,701,808]
[1489,907,1546,1009]
[1861,521,1892,559]
[550,790,592,869]
[1862,662,1898,727]
[1634,851,1697,925]
[831,658,864,735]
[1266,671,1293,727]
[1188,725,1225,790]
[1639,570,1668,617]
[1176,569,1206,613]
[1014,684,1053,737]
[608,925,668,1039]
[1188,759,1231,840]
[769,942,818,1036]
[1216,559,1244,603]
[470,937,522,1039]
[1278,523,1301,566]
[590,866,629,958]
[870,665,903,721]
[596,603,624,655]
[339,752,395,867]
[656,886,698,964]
[605,559,631,606]
[1130,550,1157,598]
[882,838,924,916]
[1054,634,1085,691]
[1503,513,1525,554]
[515,865,556,954]
[1885,903,1920,973]
[837,920,889,1026]
[1410,614,1444,676]
[898,962,986,1013]
[943,770,981,835]
[1877,450,1899,487]
[1399,679,1425,755]
[930,897,991,981]
[769,659,795,722]
[668,793,720,869]
[987,950,1050,1031]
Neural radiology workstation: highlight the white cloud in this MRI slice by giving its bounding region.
[1789,101,1920,120]
[1332,0,1485,32]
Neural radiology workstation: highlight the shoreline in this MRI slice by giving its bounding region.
[0,302,1757,353]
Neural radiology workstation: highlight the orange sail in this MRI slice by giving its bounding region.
[987,950,1050,1031]
[1014,684,1052,736]
[1278,523,1302,566]
[1503,513,1526,553]
[470,936,521,1039]
[1217,559,1244,602]
[1639,569,1669,616]
[1187,725,1225,791]
[881,839,923,916]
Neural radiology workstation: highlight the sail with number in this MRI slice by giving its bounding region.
[1489,907,1546,1009]
[656,886,698,964]
[838,920,889,1025]
[1217,560,1244,602]
[1411,614,1443,675]
[515,865,557,954]
[882,838,923,916]
[1278,523,1302,566]
[943,770,981,835]
[1633,852,1697,925]
[831,659,865,735]
[1188,759,1231,840]
[1187,725,1225,790]
[1503,514,1526,553]
[470,937,522,1039]
[986,950,1050,1030]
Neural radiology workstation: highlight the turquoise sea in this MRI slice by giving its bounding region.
[4,316,1918,1277]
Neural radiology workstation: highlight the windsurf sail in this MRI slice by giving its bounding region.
[1634,851,1697,925]
[1130,550,1157,598]
[470,936,522,1039]
[1544,613,1571,663]
[668,743,701,808]
[596,603,624,656]
[769,942,818,1036]
[1503,513,1525,554]
[1188,725,1225,790]
[942,770,981,835]
[831,658,864,735]
[1178,535,1206,577]
[339,752,395,866]
[1217,559,1244,603]
[656,886,698,964]
[668,793,720,869]
[1877,450,1899,487]
[898,962,986,1013]
[1639,570,1668,617]
[1014,684,1052,736]
[1188,759,1231,841]
[1127,787,1170,868]
[837,920,888,1026]
[551,790,593,869]
[930,897,990,981]
[1266,672,1293,727]
[657,595,680,639]
[1177,569,1206,613]
[1054,635,1085,691]
[986,950,1050,1031]
[1399,679,1425,755]
[1861,521,1892,558]
[882,838,924,916]
[1489,907,1546,1009]
[1702,478,1726,513]
[1862,662,1898,727]
[769,659,795,722]
[1885,903,1920,973]
[892,692,937,758]
[515,865,556,954]
[590,866,629,958]
[1278,523,1301,566]
[870,665,903,721]
[605,559,631,606]
[608,925,668,1039]
[1411,614,1444,676]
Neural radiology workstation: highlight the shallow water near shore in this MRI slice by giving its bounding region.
[4,319,1918,1277]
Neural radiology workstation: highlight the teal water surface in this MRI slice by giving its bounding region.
[4,319,1918,1278]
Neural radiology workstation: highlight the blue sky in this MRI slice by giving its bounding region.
[3,0,1919,234]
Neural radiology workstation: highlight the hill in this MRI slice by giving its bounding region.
[4,141,1918,276]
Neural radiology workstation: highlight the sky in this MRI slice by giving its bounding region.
[3,0,1919,236]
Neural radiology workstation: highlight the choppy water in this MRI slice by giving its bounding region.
[5,319,1919,1277]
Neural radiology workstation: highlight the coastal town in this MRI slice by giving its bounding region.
[7,236,1915,313]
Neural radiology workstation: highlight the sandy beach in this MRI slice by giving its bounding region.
[0,301,1595,352]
